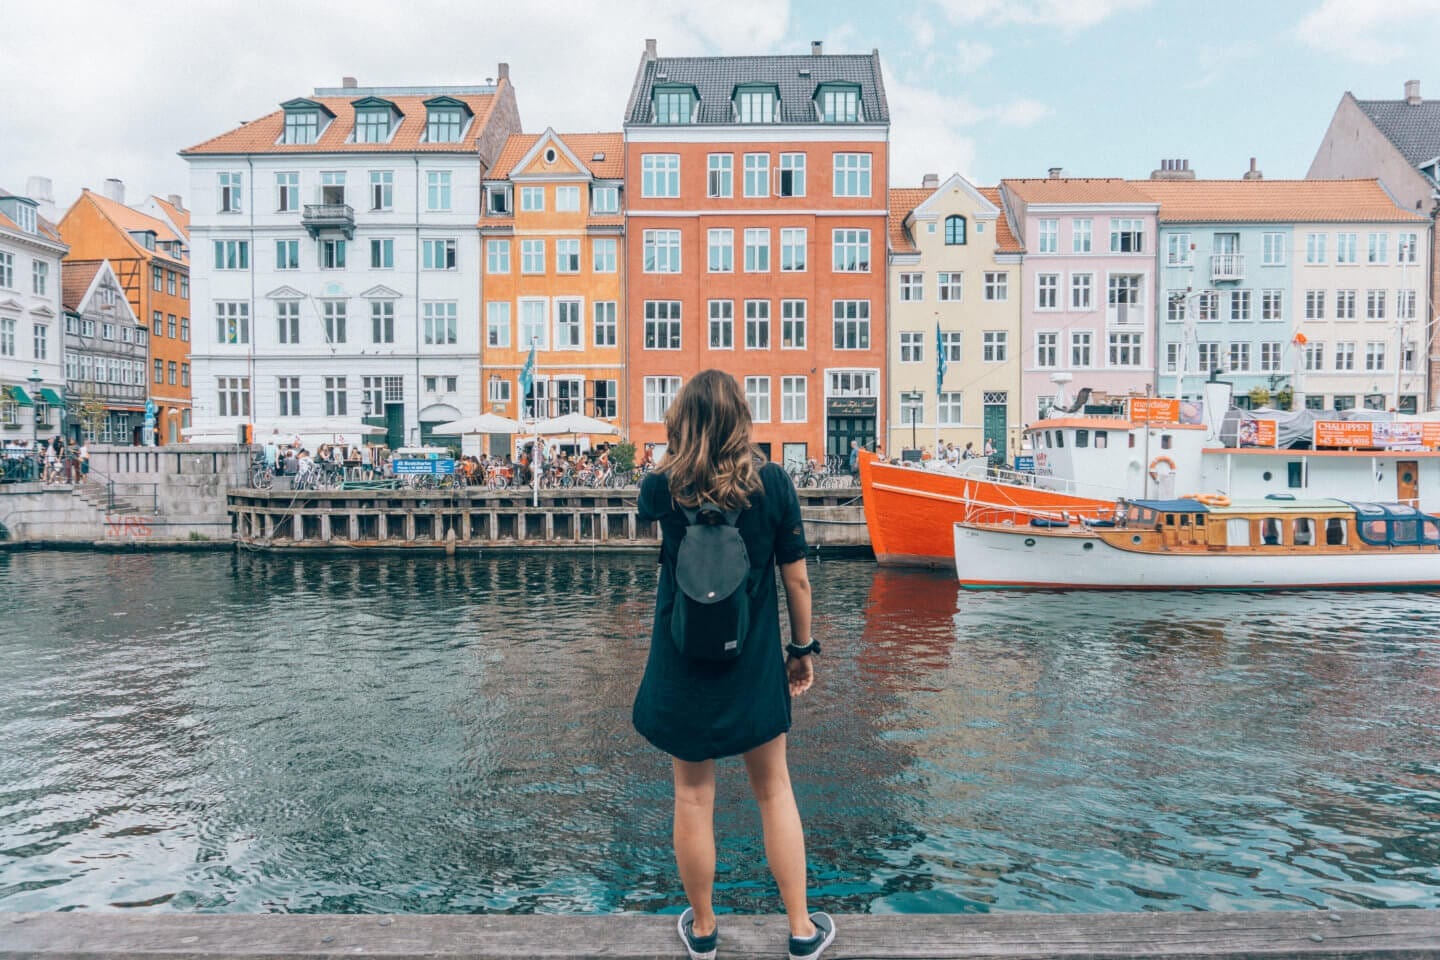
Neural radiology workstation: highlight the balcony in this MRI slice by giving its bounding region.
[1210,253,1245,282]
[302,203,355,239]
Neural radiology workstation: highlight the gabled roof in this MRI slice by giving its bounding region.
[978,187,1023,253]
[148,195,190,237]
[60,261,103,312]
[1003,178,1155,205]
[182,88,501,155]
[489,131,625,180]
[888,183,1024,255]
[1131,178,1426,223]
[1355,96,1440,169]
[0,187,65,246]
[625,52,888,125]
[62,190,187,266]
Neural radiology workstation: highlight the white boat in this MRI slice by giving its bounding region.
[953,497,1440,590]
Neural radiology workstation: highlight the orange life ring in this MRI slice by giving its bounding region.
[1193,493,1231,507]
[1147,455,1177,482]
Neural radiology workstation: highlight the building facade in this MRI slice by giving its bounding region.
[180,72,521,448]
[480,130,625,455]
[61,260,150,444]
[58,183,192,443]
[887,174,1022,459]
[622,41,890,467]
[1002,178,1159,422]
[0,188,67,442]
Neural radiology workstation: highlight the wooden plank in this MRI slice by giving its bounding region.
[3,909,1439,959]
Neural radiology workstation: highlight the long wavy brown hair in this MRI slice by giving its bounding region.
[663,369,762,510]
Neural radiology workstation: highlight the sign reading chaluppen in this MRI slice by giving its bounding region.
[1129,397,1180,423]
[1315,421,1376,448]
[1312,421,1440,449]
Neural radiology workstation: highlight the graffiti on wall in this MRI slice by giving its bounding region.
[105,515,152,538]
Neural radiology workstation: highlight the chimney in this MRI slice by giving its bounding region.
[496,62,509,83]
[166,193,185,212]
[1242,156,1263,180]
[342,76,357,89]
[102,178,125,204]
[1149,158,1196,180]
[25,176,56,223]
[921,173,939,189]
[644,38,657,60]
[1405,79,1421,105]
[1047,166,1063,179]
[811,40,824,56]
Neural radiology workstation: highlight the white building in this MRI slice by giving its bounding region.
[180,71,521,448]
[0,187,67,441]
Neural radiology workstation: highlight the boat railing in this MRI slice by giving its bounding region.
[960,494,1115,527]
[996,463,1131,500]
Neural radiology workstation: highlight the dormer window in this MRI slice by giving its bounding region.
[280,98,335,144]
[13,202,37,234]
[653,85,696,124]
[422,96,473,143]
[816,83,862,123]
[352,98,399,144]
[486,185,511,215]
[734,84,778,123]
[130,230,157,251]
[592,185,620,214]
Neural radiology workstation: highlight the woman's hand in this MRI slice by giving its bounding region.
[787,655,814,696]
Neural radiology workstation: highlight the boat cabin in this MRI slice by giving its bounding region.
[1111,498,1440,555]
[1026,418,1207,500]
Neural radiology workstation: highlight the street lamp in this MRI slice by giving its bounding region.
[27,367,42,448]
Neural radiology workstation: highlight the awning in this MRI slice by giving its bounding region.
[39,388,63,406]
[5,386,33,407]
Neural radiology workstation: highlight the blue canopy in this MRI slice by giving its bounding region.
[1128,498,1210,513]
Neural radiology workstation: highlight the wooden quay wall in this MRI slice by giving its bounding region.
[4,908,1437,958]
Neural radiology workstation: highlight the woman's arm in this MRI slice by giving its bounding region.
[779,558,815,695]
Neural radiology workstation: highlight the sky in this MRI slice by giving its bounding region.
[4,0,1440,215]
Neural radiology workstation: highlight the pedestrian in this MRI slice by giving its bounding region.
[78,439,90,478]
[848,439,860,475]
[984,436,996,462]
[633,369,834,960]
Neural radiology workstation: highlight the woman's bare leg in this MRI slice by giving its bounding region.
[743,734,816,938]
[672,757,717,936]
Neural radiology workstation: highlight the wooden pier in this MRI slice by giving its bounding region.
[3,909,1437,958]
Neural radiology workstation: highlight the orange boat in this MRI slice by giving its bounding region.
[858,450,1116,568]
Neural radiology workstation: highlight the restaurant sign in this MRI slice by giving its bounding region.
[1129,397,1181,423]
[827,397,877,416]
[392,458,456,475]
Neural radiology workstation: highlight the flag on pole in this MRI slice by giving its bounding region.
[519,342,537,398]
[935,321,947,393]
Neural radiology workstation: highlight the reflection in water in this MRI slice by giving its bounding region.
[0,552,1437,915]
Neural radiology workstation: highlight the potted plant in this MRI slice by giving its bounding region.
[1247,386,1271,408]
[1274,386,1294,411]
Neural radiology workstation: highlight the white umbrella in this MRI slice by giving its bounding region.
[430,413,524,436]
[532,412,619,436]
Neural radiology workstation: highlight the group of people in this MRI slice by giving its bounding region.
[0,436,89,484]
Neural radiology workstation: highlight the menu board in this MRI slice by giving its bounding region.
[1240,419,1278,447]
[1129,397,1181,423]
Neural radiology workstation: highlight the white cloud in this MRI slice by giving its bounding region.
[997,98,1052,127]
[1296,0,1440,64]
[931,0,1150,31]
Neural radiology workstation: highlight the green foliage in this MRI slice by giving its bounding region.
[1274,386,1294,411]
[187,531,210,541]
[1247,386,1271,408]
[609,441,636,471]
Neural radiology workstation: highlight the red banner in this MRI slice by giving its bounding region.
[1425,423,1440,451]
[1314,421,1374,448]
[1130,398,1180,423]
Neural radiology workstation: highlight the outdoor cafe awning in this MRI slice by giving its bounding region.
[5,386,33,406]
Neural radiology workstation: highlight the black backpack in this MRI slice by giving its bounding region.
[670,503,751,661]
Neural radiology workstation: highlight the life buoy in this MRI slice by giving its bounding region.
[1147,456,1177,482]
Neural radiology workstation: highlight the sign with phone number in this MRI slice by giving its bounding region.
[392,458,455,475]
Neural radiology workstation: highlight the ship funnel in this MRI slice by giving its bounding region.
[1201,378,1233,442]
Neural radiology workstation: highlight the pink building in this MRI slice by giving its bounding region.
[1001,178,1160,420]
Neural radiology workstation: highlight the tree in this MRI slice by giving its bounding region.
[74,385,107,441]
[609,440,636,471]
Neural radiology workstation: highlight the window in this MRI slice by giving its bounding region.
[487,378,511,407]
[181,317,190,341]
[1405,339,1419,372]
[520,186,544,211]
[1073,219,1093,253]
[1305,290,1326,321]
[1036,331,1058,367]
[1037,218,1057,253]
[645,301,682,349]
[151,264,164,291]
[102,322,115,341]
[1260,342,1282,372]
[31,260,48,295]
[643,229,682,273]
[743,153,770,197]
[832,229,869,272]
[217,377,250,417]
[1166,232,1191,265]
[167,361,177,386]
[153,310,164,336]
[707,154,732,198]
[1071,273,1093,310]
[780,228,807,272]
[1109,332,1143,367]
[984,272,1008,301]
[1,318,16,356]
[360,170,392,212]
[592,301,617,347]
[1197,341,1220,373]
[982,331,1007,362]
[592,379,618,420]
[369,237,394,269]
[1333,394,1356,411]
[1108,274,1144,321]
[942,331,962,362]
[1228,341,1250,371]
[218,171,242,212]
[521,239,545,274]
[945,215,967,246]
[272,171,300,212]
[1110,218,1144,253]
[1336,290,1357,320]
[744,300,770,349]
[591,185,619,214]
[213,240,249,270]
[555,186,580,212]
[1164,342,1181,373]
[1304,341,1324,370]
[181,277,189,300]
[744,228,771,272]
[644,376,682,421]
[1166,291,1185,323]
[486,302,510,348]
[487,239,511,273]
[1261,289,1283,321]
[181,363,190,387]
[32,323,47,360]
[1037,273,1059,310]
[321,300,347,343]
[1335,341,1356,371]
[426,107,464,143]
[1399,232,1419,263]
[216,301,249,344]
[166,314,176,339]
[1071,330,1093,367]
[899,391,924,425]
[486,185,511,215]
[276,299,300,344]
[818,85,861,122]
[1366,289,1386,320]
[593,238,617,273]
[12,203,36,235]
[372,300,395,344]
[937,392,962,426]
[355,108,391,143]
[1365,341,1386,371]
[422,238,457,270]
[745,376,771,422]
[708,229,734,272]
[1398,289,1418,320]
[781,300,806,349]
[832,300,870,350]
[778,153,806,197]
[425,171,452,211]
[781,376,807,422]
[708,300,734,349]
[1368,232,1388,263]
[641,154,680,197]
[277,376,301,416]
[899,330,924,363]
[553,299,582,349]
[320,170,345,205]
[555,239,581,273]
[323,376,348,416]
[833,153,871,197]
[938,271,963,302]
[167,271,177,295]
[1262,232,1286,265]
[283,109,319,144]
[417,301,455,346]
[1336,233,1358,263]
[1306,233,1327,264]
[899,272,923,301]
[653,88,694,124]
[320,238,346,269]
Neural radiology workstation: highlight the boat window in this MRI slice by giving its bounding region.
[1076,429,1089,448]
[1179,513,1190,526]
[1094,430,1108,449]
[1293,517,1314,546]
[1423,518,1440,544]
[1055,430,1065,448]
[1287,461,1305,489]
[1227,518,1251,546]
[1044,430,1053,448]
[1260,517,1283,546]
[1165,513,1176,526]
[1128,505,1156,526]
[1358,519,1390,545]
[1325,517,1347,546]
[1128,434,1136,449]
[1160,434,1173,450]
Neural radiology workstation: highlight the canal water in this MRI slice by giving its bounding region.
[1,551,1437,916]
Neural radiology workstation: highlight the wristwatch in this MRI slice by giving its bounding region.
[786,638,822,658]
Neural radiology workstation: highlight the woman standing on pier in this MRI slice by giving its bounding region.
[634,369,833,960]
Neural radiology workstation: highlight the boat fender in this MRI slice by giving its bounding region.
[1148,455,1177,482]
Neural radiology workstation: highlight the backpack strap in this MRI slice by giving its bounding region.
[682,504,741,527]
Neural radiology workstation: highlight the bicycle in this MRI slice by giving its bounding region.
[249,454,275,490]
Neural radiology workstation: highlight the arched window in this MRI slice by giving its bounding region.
[945,215,967,245]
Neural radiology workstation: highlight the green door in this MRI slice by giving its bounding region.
[384,403,405,450]
[983,392,1008,464]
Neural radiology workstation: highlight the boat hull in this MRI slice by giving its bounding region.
[953,524,1440,590]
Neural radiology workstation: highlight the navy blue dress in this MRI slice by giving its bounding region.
[633,462,808,762]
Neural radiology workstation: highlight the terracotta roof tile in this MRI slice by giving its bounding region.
[1002,177,1156,205]
[61,261,102,312]
[886,187,932,253]
[1130,178,1427,223]
[181,91,500,155]
[978,186,1022,253]
[82,190,183,244]
[490,132,625,180]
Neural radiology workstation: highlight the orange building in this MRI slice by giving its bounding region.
[480,130,625,454]
[58,184,192,443]
[622,41,890,467]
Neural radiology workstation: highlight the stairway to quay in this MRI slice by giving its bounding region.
[3,908,1437,958]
